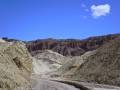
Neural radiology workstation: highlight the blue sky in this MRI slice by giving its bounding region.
[0,0,120,40]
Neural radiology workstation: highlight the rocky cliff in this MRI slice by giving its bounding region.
[0,40,32,90]
[26,34,120,56]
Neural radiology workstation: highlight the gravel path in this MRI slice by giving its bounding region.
[31,74,120,90]
[32,78,80,90]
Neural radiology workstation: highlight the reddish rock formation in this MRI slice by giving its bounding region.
[3,34,119,56]
[26,34,120,56]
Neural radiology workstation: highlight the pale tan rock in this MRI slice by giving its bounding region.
[0,39,6,43]
[0,41,32,90]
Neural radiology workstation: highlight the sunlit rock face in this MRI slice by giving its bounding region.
[0,41,32,90]
[32,50,70,77]
[0,39,6,43]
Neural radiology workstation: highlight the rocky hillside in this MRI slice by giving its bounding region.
[32,50,70,76]
[53,50,96,78]
[0,40,32,90]
[1,34,120,87]
[26,34,120,56]
[56,38,120,86]
[32,50,69,64]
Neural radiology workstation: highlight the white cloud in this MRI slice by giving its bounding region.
[91,4,111,18]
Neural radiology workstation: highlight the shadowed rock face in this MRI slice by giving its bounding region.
[26,34,120,56]
[0,41,32,90]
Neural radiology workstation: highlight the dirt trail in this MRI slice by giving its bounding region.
[31,74,120,90]
[32,78,80,90]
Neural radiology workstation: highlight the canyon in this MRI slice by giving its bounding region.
[0,34,120,90]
